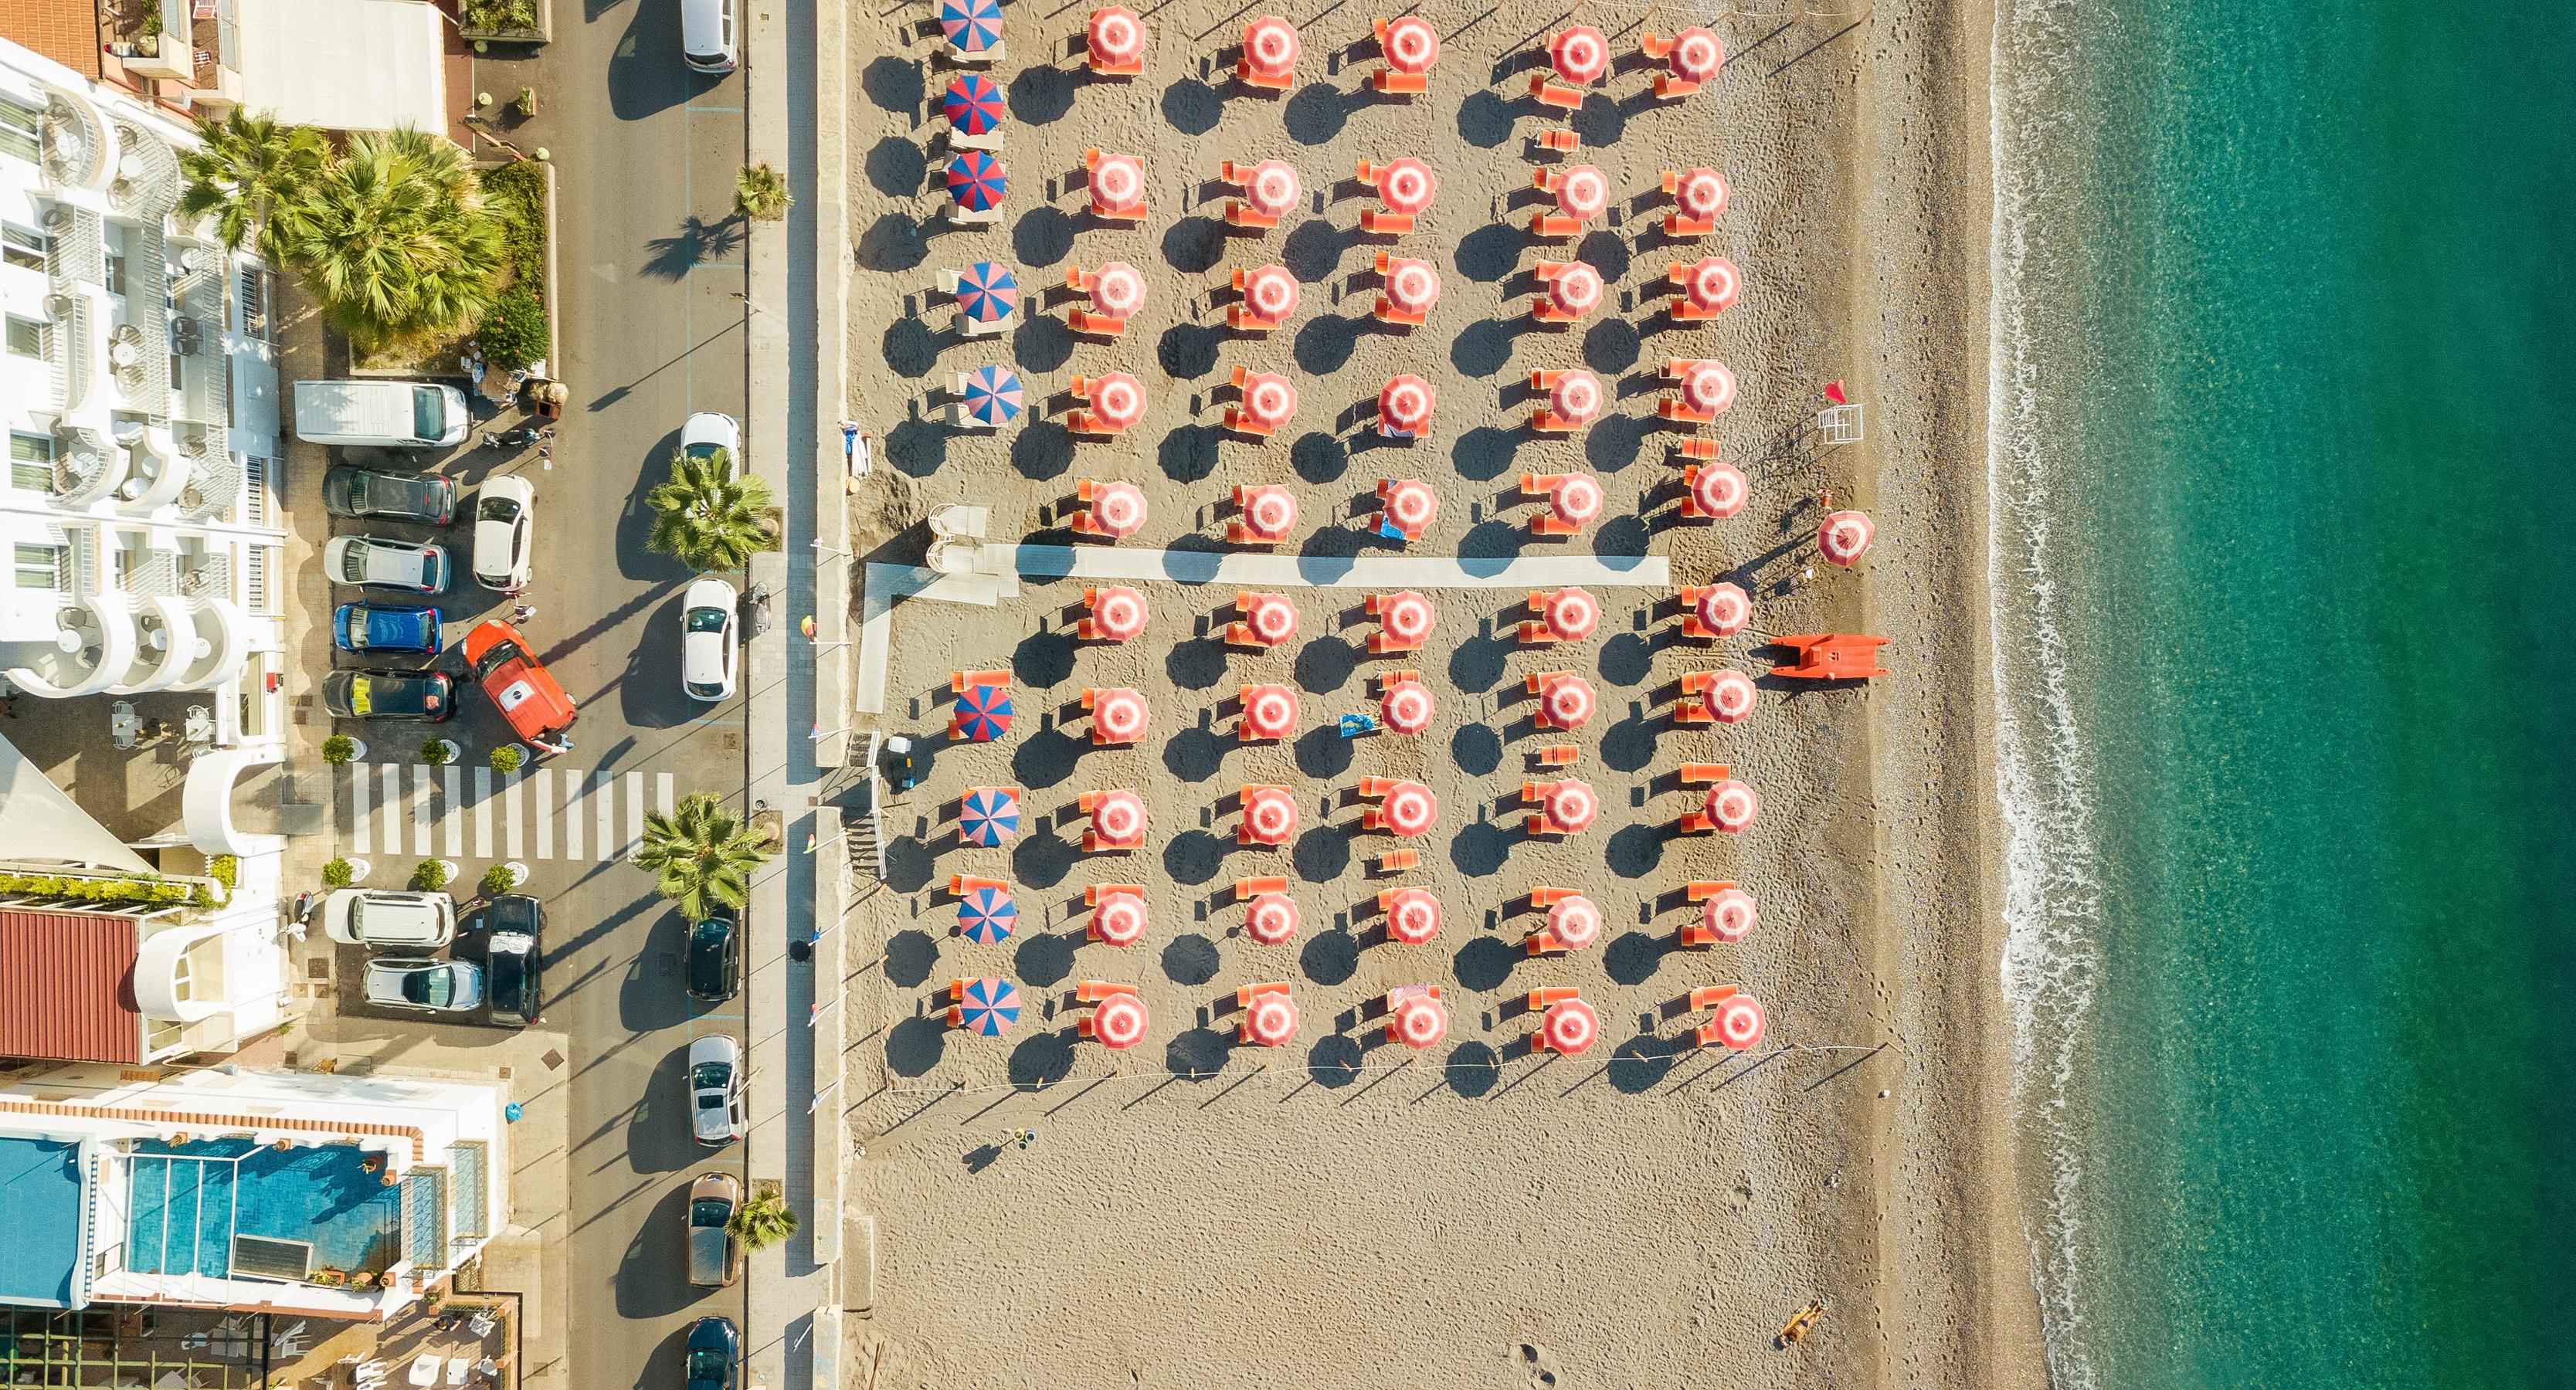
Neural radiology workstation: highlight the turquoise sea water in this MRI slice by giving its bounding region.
[1987,2,2575,1386]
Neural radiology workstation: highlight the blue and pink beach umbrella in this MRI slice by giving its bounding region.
[959,787,1021,846]
[939,0,1005,53]
[946,151,1006,212]
[955,262,1018,324]
[958,886,1018,944]
[942,73,1006,134]
[960,366,1023,427]
[954,977,1022,1036]
[954,681,1013,740]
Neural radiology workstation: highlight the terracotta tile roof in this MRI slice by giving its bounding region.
[1,0,106,80]
[0,910,141,1064]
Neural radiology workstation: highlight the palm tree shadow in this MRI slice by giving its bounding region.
[644,215,745,281]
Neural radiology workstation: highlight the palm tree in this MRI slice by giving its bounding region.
[646,449,777,572]
[280,128,504,350]
[634,792,772,920]
[735,163,792,222]
[727,1188,798,1252]
[176,110,326,261]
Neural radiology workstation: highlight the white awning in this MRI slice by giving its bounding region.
[235,0,448,134]
[0,732,152,874]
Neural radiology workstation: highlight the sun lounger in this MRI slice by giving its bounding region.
[1372,848,1419,874]
[1234,981,1291,1007]
[1075,980,1139,1002]
[951,669,1011,694]
[1529,72,1582,110]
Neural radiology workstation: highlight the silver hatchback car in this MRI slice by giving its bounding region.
[687,1034,746,1146]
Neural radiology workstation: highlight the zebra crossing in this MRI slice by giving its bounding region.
[341,763,677,864]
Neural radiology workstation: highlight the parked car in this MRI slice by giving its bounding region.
[294,380,470,448]
[333,603,443,656]
[679,412,741,473]
[363,957,486,1014]
[685,1173,742,1288]
[471,476,535,593]
[680,578,738,702]
[486,893,544,1027]
[323,466,458,524]
[684,914,739,1004]
[321,670,454,722]
[323,890,457,948]
[681,1317,740,1390]
[687,1035,746,1146]
[325,536,447,593]
[461,620,578,752]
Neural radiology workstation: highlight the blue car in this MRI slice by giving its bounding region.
[334,603,443,656]
[683,1317,738,1390]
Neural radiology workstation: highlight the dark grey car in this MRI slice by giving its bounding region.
[485,893,543,1026]
[323,466,459,525]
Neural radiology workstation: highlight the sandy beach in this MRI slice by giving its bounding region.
[829,0,2047,1384]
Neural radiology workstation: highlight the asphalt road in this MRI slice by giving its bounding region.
[467,9,750,1390]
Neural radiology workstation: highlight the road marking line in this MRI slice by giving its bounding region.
[351,764,372,854]
[597,772,616,862]
[687,104,744,112]
[474,767,494,859]
[411,764,433,856]
[657,772,674,816]
[444,764,463,858]
[561,768,584,859]
[626,772,647,859]
[505,772,525,862]
[378,765,400,856]
[535,769,554,861]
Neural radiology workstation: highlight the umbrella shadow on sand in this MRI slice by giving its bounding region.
[886,1013,947,1077]
[884,929,941,988]
[1009,1027,1077,1087]
[1446,1042,1503,1097]
[1606,1031,1690,1093]
[1012,929,1076,988]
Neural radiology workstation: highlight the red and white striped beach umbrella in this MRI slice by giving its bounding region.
[1091,788,1148,845]
[1244,15,1300,76]
[1554,164,1609,222]
[1547,262,1605,319]
[1681,256,1741,313]
[1242,785,1298,843]
[1819,510,1875,566]
[1380,677,1434,734]
[1089,373,1148,432]
[1090,153,1145,210]
[1380,15,1438,74]
[1377,157,1437,214]
[1682,360,1737,415]
[1546,894,1603,950]
[1242,991,1299,1046]
[1381,481,1438,537]
[1548,473,1604,528]
[1093,890,1148,946]
[1539,778,1598,835]
[1380,375,1436,434]
[1238,485,1296,541]
[1239,371,1298,432]
[1710,993,1765,1050]
[1241,591,1298,646]
[1702,669,1757,724]
[1670,26,1723,81]
[1695,582,1750,636]
[1541,997,1600,1055]
[1088,6,1145,65]
[1091,260,1146,317]
[1703,778,1760,833]
[1088,478,1147,537]
[1383,258,1441,314]
[1690,463,1747,519]
[1241,264,1300,322]
[1246,891,1301,944]
[1702,887,1757,943]
[1542,586,1600,642]
[1091,992,1150,1049]
[1377,589,1436,646]
[1549,369,1604,426]
[1240,684,1299,741]
[1674,167,1729,221]
[1548,25,1608,84]
[1385,887,1442,944]
[1091,687,1150,743]
[1089,585,1149,641]
[1390,993,1448,1049]
[1242,159,1300,218]
[1539,672,1597,731]
[1379,780,1438,838]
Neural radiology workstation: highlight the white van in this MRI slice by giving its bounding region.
[682,0,738,74]
[294,380,471,449]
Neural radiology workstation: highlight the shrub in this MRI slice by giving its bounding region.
[480,161,547,286]
[411,859,451,892]
[479,285,548,369]
[209,855,239,890]
[459,0,538,32]
[480,864,521,897]
[0,872,193,907]
[735,163,792,222]
[490,744,524,775]
[322,734,356,765]
[322,859,355,889]
[420,738,455,767]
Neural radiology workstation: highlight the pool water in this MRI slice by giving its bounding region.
[123,1140,402,1279]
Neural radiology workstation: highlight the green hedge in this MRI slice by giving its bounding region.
[0,873,194,907]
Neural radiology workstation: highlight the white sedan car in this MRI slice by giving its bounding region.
[324,536,447,593]
[471,476,535,593]
[688,1034,746,1146]
[363,957,485,1014]
[680,577,738,702]
[679,412,741,476]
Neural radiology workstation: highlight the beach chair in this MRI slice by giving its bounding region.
[945,201,1002,227]
[1234,981,1291,1008]
[1536,744,1579,767]
[1678,881,1740,947]
[1660,169,1716,236]
[1673,585,1724,639]
[1528,986,1580,1011]
[1536,127,1580,154]
[1065,266,1095,293]
[944,124,1005,153]
[1083,883,1145,906]
[1528,884,1580,909]
[1088,49,1145,76]
[950,669,1012,695]
[1234,874,1288,900]
[1676,436,1723,462]
[1519,473,1587,533]
[935,267,966,295]
[947,873,1010,898]
[1362,206,1417,235]
[1529,209,1586,239]
[1372,848,1420,875]
[1075,979,1139,1002]
[1529,291,1590,325]
[1372,66,1427,94]
[1069,310,1128,337]
[1679,761,1732,785]
[1067,406,1126,437]
[945,36,1005,64]
[1529,72,1583,111]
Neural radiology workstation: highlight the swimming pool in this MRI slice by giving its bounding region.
[122,1139,402,1280]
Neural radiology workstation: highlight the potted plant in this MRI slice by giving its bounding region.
[480,863,521,898]
[322,734,361,765]
[272,1138,294,1152]
[490,744,524,775]
[350,1270,376,1289]
[412,859,452,892]
[314,1268,346,1287]
[379,1170,400,1188]
[421,737,458,767]
[513,86,537,117]
[360,1153,383,1173]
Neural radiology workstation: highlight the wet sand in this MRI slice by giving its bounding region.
[833,0,2045,1385]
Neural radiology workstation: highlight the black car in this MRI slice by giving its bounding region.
[685,914,739,1004]
[323,466,458,525]
[322,670,455,722]
[486,893,544,1026]
[683,1317,739,1390]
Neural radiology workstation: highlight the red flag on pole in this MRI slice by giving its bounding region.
[1824,380,1848,405]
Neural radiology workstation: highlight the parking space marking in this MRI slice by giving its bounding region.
[598,771,617,862]
[626,772,647,858]
[410,764,433,856]
[378,765,400,856]
[474,767,495,859]
[562,768,584,859]
[351,764,372,854]
[505,772,527,861]
[535,769,554,861]
[657,772,675,817]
